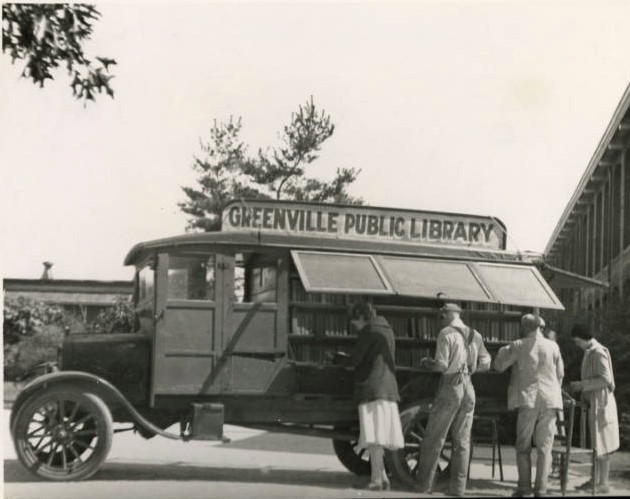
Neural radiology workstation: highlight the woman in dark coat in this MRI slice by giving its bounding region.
[347,300,404,490]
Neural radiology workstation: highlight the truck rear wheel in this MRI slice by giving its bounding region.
[332,432,370,476]
[12,388,113,481]
[385,403,450,488]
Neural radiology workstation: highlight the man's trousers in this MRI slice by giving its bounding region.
[416,373,475,497]
[515,407,557,496]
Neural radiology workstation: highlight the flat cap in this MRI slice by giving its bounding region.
[521,313,543,331]
[440,302,462,313]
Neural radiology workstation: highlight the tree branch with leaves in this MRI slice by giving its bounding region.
[2,3,116,102]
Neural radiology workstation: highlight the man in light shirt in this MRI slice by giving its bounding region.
[493,314,564,497]
[415,302,492,497]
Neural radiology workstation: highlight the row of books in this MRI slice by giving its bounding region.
[289,343,337,363]
[394,347,434,368]
[466,302,502,312]
[289,309,522,342]
[498,321,521,342]
[384,315,523,343]
[291,311,349,336]
[468,318,521,343]
[290,311,441,338]
[466,302,521,312]
[383,315,439,340]
[288,340,436,367]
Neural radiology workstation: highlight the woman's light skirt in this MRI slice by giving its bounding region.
[357,399,404,450]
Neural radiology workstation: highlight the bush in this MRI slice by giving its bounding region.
[86,296,135,334]
[4,295,136,381]
[3,297,67,380]
[3,296,65,344]
[4,324,64,381]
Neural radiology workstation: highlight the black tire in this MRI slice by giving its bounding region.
[12,388,113,481]
[332,435,371,476]
[385,403,450,489]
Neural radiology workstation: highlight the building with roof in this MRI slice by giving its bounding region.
[3,264,132,323]
[545,82,630,313]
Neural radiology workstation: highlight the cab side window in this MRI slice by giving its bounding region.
[168,255,215,300]
[234,252,277,304]
[249,263,277,303]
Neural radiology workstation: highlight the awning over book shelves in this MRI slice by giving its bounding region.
[290,251,394,295]
[290,250,564,310]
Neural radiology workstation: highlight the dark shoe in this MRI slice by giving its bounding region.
[382,479,391,491]
[512,491,533,497]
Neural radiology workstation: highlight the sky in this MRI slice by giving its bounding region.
[2,0,630,282]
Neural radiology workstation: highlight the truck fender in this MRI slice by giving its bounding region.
[9,371,183,441]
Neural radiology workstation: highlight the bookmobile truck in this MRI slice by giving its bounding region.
[9,199,564,484]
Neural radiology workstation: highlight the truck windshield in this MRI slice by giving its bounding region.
[138,263,154,304]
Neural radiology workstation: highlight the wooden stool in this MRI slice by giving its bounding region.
[552,398,597,496]
[467,415,504,481]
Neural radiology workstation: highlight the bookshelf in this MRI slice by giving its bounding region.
[287,274,526,367]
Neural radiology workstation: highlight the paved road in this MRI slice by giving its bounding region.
[1,408,619,499]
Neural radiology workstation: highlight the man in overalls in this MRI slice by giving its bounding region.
[415,303,492,496]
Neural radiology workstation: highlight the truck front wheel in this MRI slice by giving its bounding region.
[12,387,113,481]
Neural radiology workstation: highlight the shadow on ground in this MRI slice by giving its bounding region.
[465,478,518,495]
[7,459,629,497]
[4,460,359,490]
[221,432,335,455]
[4,459,516,495]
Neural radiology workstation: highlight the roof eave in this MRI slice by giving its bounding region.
[123,230,531,267]
[545,81,630,255]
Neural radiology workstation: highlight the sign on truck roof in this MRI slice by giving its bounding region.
[222,199,507,251]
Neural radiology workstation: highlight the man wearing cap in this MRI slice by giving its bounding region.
[415,302,492,496]
[493,314,564,497]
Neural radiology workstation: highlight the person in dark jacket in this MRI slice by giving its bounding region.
[346,300,404,491]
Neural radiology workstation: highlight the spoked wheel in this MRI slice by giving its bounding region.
[332,428,371,476]
[385,403,450,489]
[12,388,113,481]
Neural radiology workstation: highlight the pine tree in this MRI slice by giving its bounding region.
[179,98,362,231]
